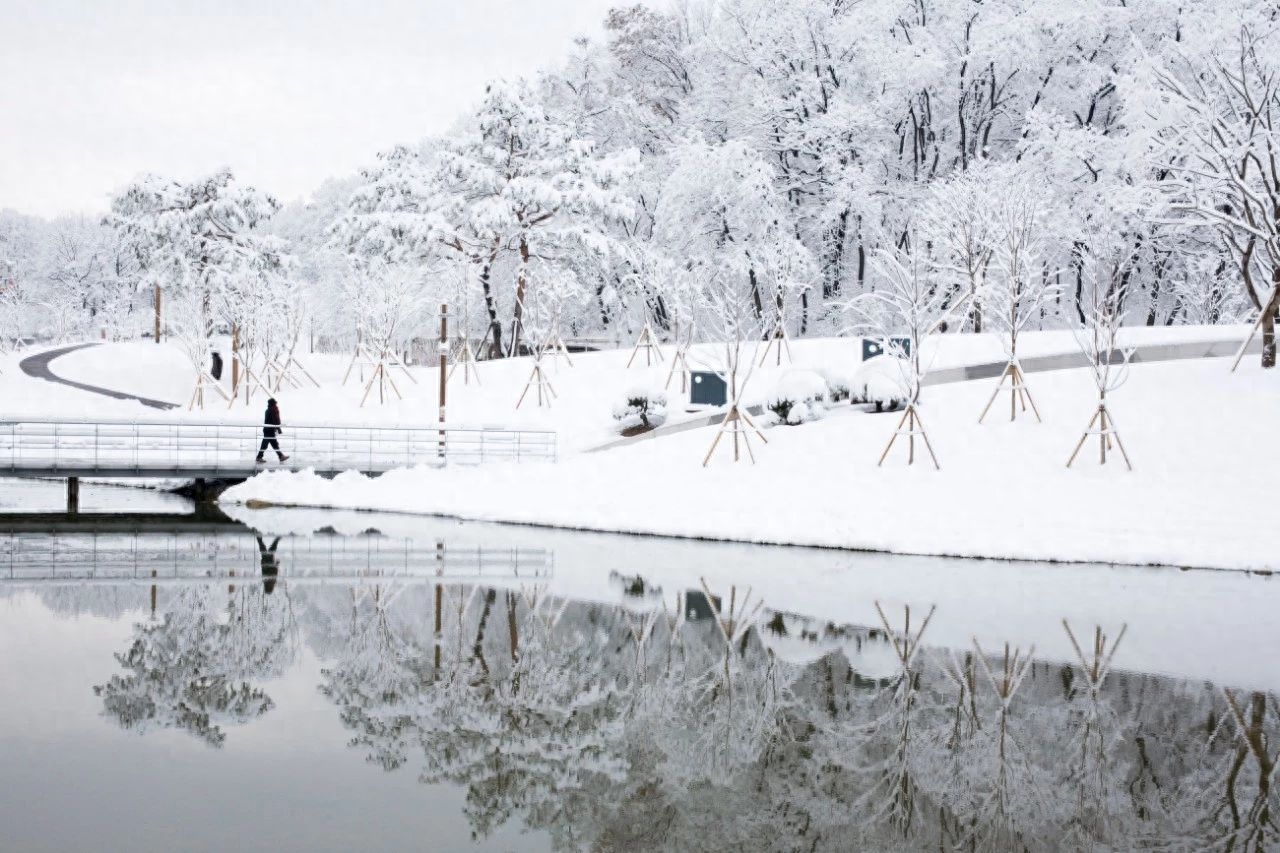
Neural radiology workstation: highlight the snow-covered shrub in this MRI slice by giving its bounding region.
[852,356,909,412]
[765,369,828,425]
[815,367,854,403]
[612,386,669,432]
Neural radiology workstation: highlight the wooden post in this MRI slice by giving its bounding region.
[439,304,448,459]
[153,285,161,343]
[231,324,241,394]
[67,477,80,514]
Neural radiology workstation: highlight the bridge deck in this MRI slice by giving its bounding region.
[0,462,401,479]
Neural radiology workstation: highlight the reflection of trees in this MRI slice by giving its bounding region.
[77,570,1280,850]
[94,583,297,747]
[1162,688,1280,851]
[320,584,633,847]
[310,583,1280,851]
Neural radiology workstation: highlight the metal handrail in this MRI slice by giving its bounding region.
[0,418,557,475]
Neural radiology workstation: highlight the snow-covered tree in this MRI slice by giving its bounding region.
[1144,21,1280,366]
[652,139,814,386]
[106,169,287,380]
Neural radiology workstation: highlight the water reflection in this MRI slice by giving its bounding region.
[94,583,298,746]
[70,575,1276,849]
[2,520,1277,851]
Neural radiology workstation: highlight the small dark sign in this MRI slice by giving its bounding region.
[862,337,912,361]
[684,590,721,622]
[690,371,729,406]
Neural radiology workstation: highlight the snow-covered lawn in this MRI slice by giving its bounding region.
[4,328,1273,570]
[2,323,1251,453]
[223,355,1277,571]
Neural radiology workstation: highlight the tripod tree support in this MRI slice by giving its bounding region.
[878,402,940,469]
[626,321,665,368]
[1066,401,1131,470]
[189,370,233,411]
[758,320,793,367]
[448,337,482,385]
[702,402,768,466]
[516,356,557,409]
[978,359,1041,424]
[539,322,575,369]
[665,343,692,393]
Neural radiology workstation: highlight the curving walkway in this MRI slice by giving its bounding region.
[18,343,177,411]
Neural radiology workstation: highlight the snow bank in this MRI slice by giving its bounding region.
[223,357,1279,572]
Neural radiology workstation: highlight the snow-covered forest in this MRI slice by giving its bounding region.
[3,0,1280,365]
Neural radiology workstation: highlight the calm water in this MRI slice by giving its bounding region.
[0,502,1277,852]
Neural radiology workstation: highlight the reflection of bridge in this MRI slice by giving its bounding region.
[0,418,557,510]
[0,525,553,587]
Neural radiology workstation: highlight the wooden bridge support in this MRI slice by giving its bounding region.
[66,477,80,514]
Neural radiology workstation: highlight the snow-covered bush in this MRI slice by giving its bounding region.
[852,356,908,412]
[765,369,828,425]
[815,367,854,403]
[612,386,669,432]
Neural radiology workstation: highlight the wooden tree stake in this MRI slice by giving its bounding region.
[665,343,692,393]
[978,359,1042,424]
[448,336,482,386]
[1066,402,1131,470]
[758,320,793,367]
[702,402,768,466]
[516,357,557,409]
[878,402,940,469]
[626,321,665,368]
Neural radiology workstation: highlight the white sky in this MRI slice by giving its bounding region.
[0,0,627,218]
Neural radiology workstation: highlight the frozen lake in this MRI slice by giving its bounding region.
[0,501,1276,851]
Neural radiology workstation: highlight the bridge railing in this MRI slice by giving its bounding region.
[1,531,554,584]
[0,418,557,474]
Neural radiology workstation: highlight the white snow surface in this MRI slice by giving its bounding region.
[224,355,1274,572]
[4,328,1274,570]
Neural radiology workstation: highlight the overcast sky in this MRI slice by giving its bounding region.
[0,0,628,218]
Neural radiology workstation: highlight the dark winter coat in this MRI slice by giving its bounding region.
[263,403,282,437]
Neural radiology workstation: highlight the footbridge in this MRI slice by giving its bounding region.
[0,418,557,510]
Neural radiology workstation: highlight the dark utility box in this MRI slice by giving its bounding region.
[862,337,912,360]
[690,371,728,406]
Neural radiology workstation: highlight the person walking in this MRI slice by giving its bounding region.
[255,398,289,464]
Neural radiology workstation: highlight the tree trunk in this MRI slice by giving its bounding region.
[1263,279,1279,369]
[478,262,502,358]
[649,292,671,332]
[823,209,849,299]
[510,235,530,357]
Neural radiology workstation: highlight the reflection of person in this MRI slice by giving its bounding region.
[257,536,281,595]
[255,398,289,464]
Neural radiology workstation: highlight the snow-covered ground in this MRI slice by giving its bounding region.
[221,355,1276,570]
[4,327,1273,570]
[2,324,1251,451]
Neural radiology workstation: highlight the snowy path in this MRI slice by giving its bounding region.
[19,343,177,411]
[590,333,1259,451]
